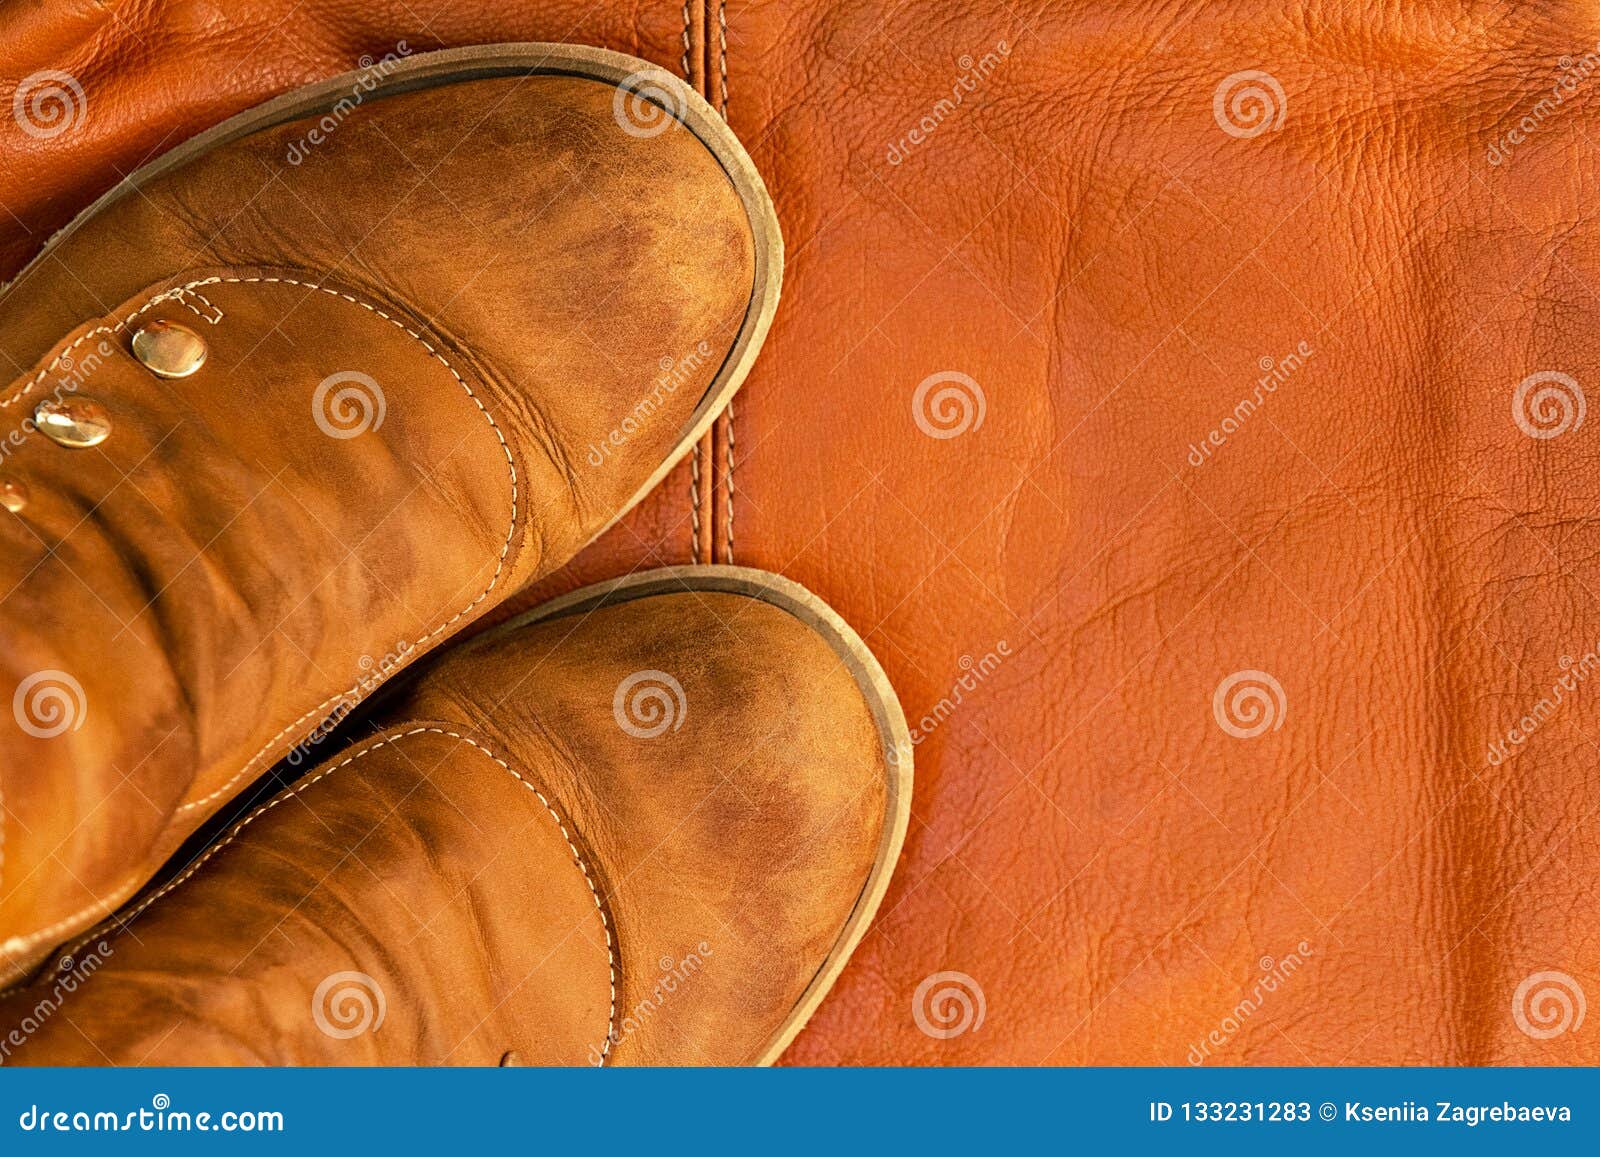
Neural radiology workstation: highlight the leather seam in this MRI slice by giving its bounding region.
[719,0,734,564]
[47,726,617,1065]
[0,275,521,964]
[685,0,703,564]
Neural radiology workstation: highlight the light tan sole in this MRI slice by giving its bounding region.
[499,565,914,1066]
[1,42,782,540]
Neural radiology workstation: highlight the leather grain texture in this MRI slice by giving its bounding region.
[4,1,1600,1064]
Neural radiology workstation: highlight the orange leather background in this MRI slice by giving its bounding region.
[5,0,1600,1064]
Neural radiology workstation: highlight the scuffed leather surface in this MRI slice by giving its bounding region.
[0,589,889,1066]
[0,726,614,1065]
[0,68,756,978]
[5,1,1600,1064]
[397,589,889,1065]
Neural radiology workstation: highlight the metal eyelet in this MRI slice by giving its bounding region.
[0,476,27,513]
[34,397,111,449]
[131,320,208,379]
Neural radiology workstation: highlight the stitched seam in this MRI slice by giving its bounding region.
[685,0,702,563]
[720,0,734,563]
[49,727,618,1065]
[680,0,693,80]
[690,443,702,561]
[718,0,729,118]
[168,287,224,325]
[0,276,521,961]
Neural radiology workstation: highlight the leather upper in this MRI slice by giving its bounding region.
[0,66,758,980]
[4,1,1600,1065]
[0,726,615,1065]
[0,584,892,1066]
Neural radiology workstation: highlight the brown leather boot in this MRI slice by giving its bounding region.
[0,567,909,1065]
[0,45,781,980]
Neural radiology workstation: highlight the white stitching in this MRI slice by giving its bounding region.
[47,726,617,1065]
[166,287,224,325]
[0,276,521,961]
[720,0,734,564]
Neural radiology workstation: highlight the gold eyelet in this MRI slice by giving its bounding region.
[131,320,208,379]
[34,397,111,449]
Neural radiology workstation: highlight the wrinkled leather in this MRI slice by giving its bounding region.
[0,64,759,981]
[5,0,1600,1065]
[0,583,891,1066]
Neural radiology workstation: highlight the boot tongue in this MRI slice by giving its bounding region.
[0,726,615,1066]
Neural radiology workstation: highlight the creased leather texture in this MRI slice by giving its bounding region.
[0,62,759,982]
[0,726,615,1065]
[0,586,891,1066]
[5,2,1600,1065]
